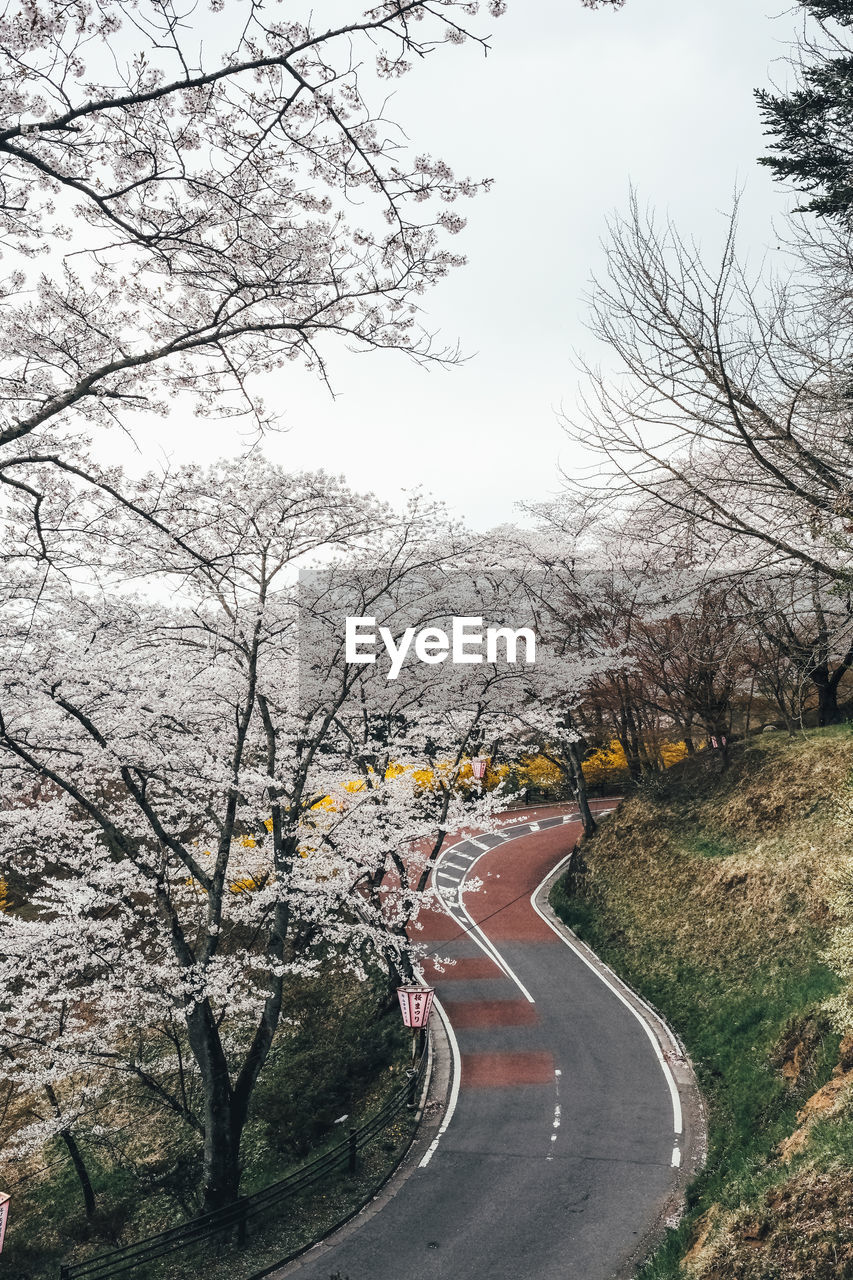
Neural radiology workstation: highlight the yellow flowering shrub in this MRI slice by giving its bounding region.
[582,738,688,786]
[661,740,689,767]
[519,740,688,793]
[518,754,563,790]
[581,741,629,787]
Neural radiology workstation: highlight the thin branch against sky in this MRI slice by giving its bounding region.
[85,1,802,528]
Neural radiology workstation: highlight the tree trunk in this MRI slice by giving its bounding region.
[617,734,644,782]
[185,1004,244,1209]
[814,672,841,726]
[202,1094,242,1210]
[566,741,597,839]
[44,1084,96,1219]
[60,1129,97,1219]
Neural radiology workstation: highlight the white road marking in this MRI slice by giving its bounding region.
[455,889,535,1002]
[671,1146,682,1168]
[529,855,684,1140]
[547,1069,562,1160]
[418,994,461,1169]
[444,861,471,872]
[440,839,536,1003]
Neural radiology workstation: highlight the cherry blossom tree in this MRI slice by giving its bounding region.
[0,458,545,1212]
[0,0,624,538]
[479,521,641,833]
[735,566,853,728]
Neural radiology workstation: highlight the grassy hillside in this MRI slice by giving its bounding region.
[551,725,853,1280]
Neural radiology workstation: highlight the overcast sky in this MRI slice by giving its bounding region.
[102,0,804,529]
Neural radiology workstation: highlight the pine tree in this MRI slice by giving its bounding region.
[756,1,853,220]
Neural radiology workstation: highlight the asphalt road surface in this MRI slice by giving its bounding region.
[284,802,685,1280]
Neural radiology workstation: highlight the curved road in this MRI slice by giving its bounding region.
[282,802,699,1280]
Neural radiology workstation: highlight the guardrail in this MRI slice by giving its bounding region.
[59,1047,429,1280]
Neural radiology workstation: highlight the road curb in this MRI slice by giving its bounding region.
[534,857,708,1280]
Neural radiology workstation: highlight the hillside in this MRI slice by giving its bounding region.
[551,726,853,1280]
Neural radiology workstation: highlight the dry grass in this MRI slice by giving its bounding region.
[686,1167,853,1279]
[577,729,853,969]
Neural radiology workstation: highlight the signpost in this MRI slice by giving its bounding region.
[397,985,435,1106]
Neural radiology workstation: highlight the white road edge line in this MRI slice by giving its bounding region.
[529,853,684,1138]
[417,993,461,1169]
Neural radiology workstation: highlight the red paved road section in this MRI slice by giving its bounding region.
[468,891,555,941]
[411,907,461,942]
[461,1050,555,1087]
[413,805,615,1094]
[441,999,539,1028]
[466,832,569,942]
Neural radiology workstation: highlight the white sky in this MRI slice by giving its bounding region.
[106,0,803,529]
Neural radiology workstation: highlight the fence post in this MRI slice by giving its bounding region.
[236,1199,248,1247]
[348,1126,357,1174]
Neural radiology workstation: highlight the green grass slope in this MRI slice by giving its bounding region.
[551,726,853,1280]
